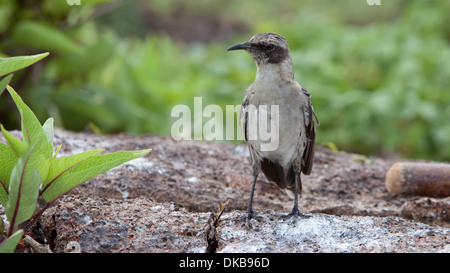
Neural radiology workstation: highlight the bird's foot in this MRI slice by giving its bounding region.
[235,210,262,228]
[281,207,312,219]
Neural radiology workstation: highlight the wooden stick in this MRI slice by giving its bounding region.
[385,162,450,197]
[23,235,52,253]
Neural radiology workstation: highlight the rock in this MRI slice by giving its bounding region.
[217,211,449,253]
[1,129,449,252]
[38,197,449,253]
[42,196,207,253]
[400,198,450,226]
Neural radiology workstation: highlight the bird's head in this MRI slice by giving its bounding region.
[227,32,290,65]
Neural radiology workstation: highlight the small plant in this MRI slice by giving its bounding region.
[0,53,151,252]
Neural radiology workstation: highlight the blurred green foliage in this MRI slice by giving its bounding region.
[0,0,449,161]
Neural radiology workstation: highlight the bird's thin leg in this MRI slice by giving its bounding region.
[246,173,258,219]
[283,174,310,218]
[290,174,301,215]
[235,172,259,227]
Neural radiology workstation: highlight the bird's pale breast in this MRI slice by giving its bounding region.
[245,82,308,169]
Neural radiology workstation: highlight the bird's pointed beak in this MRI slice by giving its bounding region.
[227,41,253,51]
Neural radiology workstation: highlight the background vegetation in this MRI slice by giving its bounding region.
[1,0,449,161]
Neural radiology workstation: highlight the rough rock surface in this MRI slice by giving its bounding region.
[2,129,449,252]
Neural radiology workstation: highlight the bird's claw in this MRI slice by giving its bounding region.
[235,210,262,228]
[281,207,312,219]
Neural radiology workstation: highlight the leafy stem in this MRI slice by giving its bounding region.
[0,54,151,253]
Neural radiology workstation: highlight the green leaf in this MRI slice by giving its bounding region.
[5,143,43,234]
[1,124,26,157]
[6,85,53,159]
[42,117,54,149]
[12,21,83,56]
[0,143,17,206]
[0,53,49,78]
[43,149,104,188]
[0,229,23,253]
[42,149,151,203]
[0,74,13,96]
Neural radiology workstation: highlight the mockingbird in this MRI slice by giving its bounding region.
[227,32,318,223]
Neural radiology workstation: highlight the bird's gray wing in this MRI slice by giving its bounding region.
[300,87,318,175]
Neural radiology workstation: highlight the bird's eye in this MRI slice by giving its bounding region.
[266,44,275,51]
